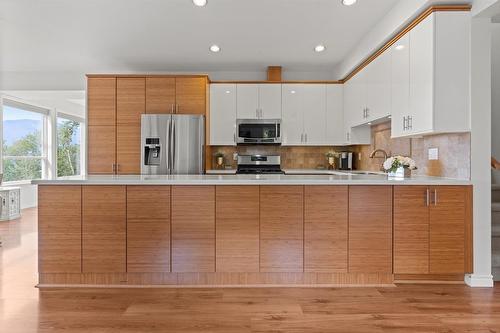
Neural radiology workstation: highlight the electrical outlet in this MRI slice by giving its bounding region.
[233,152,238,161]
[428,148,439,160]
[358,153,362,161]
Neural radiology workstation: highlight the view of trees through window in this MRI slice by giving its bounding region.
[2,105,44,182]
[57,117,81,177]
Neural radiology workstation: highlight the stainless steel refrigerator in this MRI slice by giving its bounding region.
[141,114,205,175]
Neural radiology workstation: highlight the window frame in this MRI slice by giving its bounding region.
[56,112,85,178]
[1,96,50,183]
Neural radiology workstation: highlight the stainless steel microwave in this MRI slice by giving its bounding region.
[236,119,281,145]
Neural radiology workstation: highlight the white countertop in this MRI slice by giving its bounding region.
[32,174,471,186]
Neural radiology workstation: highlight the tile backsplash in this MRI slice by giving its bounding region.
[355,122,471,179]
[209,122,471,179]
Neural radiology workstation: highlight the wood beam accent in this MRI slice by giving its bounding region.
[341,4,472,83]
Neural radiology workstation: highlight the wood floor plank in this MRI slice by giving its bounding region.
[2,208,500,333]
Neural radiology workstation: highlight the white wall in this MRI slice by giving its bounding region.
[466,17,494,287]
[18,184,37,209]
[492,23,500,184]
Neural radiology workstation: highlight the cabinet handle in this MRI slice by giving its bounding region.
[301,133,304,143]
[426,188,430,206]
[176,104,179,114]
[434,189,438,206]
[366,108,369,118]
[409,116,413,130]
[112,163,116,174]
[346,132,350,141]
[233,132,236,144]
[171,104,175,114]
[403,116,406,131]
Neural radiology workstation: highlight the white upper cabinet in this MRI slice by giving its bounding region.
[282,84,343,146]
[236,84,281,119]
[281,85,303,145]
[393,11,470,137]
[391,34,410,138]
[343,75,371,144]
[236,84,259,119]
[365,49,391,121]
[210,84,237,145]
[259,84,282,119]
[326,85,345,144]
[302,85,327,145]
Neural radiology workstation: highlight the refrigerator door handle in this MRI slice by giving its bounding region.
[167,117,172,174]
[172,120,176,172]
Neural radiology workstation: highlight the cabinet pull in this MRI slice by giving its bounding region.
[409,116,413,130]
[112,163,116,174]
[171,104,175,114]
[434,189,438,206]
[301,133,304,143]
[346,132,350,141]
[403,116,406,131]
[366,108,369,118]
[233,132,236,144]
[176,104,179,114]
[426,188,430,206]
[305,133,308,143]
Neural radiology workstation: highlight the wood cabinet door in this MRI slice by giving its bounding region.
[87,125,116,174]
[127,186,171,273]
[216,186,259,272]
[304,186,348,273]
[146,77,175,114]
[209,84,237,146]
[260,186,304,272]
[348,186,393,273]
[429,186,468,274]
[116,124,141,174]
[38,186,82,273]
[82,186,126,273]
[175,77,207,115]
[87,77,116,126]
[393,186,430,274]
[117,77,146,124]
[171,186,215,272]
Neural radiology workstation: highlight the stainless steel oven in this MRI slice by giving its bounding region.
[236,119,281,145]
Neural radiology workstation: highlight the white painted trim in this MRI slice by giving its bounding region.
[465,274,494,287]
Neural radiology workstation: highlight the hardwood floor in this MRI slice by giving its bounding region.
[1,208,500,332]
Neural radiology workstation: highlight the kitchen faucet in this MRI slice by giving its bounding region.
[369,149,389,171]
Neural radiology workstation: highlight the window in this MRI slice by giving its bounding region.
[2,100,48,182]
[56,116,82,177]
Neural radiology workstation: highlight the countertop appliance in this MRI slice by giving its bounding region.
[236,155,284,174]
[236,119,281,145]
[338,152,355,170]
[141,114,204,175]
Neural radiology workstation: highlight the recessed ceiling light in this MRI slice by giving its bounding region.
[291,90,296,94]
[209,44,221,53]
[314,45,326,53]
[342,0,357,6]
[193,0,207,7]
[395,45,405,50]
[225,90,231,94]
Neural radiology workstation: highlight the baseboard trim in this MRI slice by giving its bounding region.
[37,283,397,289]
[464,274,494,287]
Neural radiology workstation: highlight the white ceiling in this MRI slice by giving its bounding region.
[0,0,400,77]
[2,91,86,118]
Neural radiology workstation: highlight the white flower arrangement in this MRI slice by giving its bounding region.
[383,155,417,173]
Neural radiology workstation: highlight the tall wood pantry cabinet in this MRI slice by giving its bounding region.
[87,75,208,174]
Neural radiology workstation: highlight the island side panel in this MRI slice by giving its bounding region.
[127,186,171,273]
[82,186,127,273]
[171,185,216,272]
[216,186,260,272]
[38,185,82,273]
[304,185,348,273]
[260,186,304,273]
[348,185,393,273]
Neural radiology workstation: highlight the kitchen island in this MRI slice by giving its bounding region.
[34,174,472,287]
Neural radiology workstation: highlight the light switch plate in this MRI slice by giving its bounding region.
[428,148,439,160]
